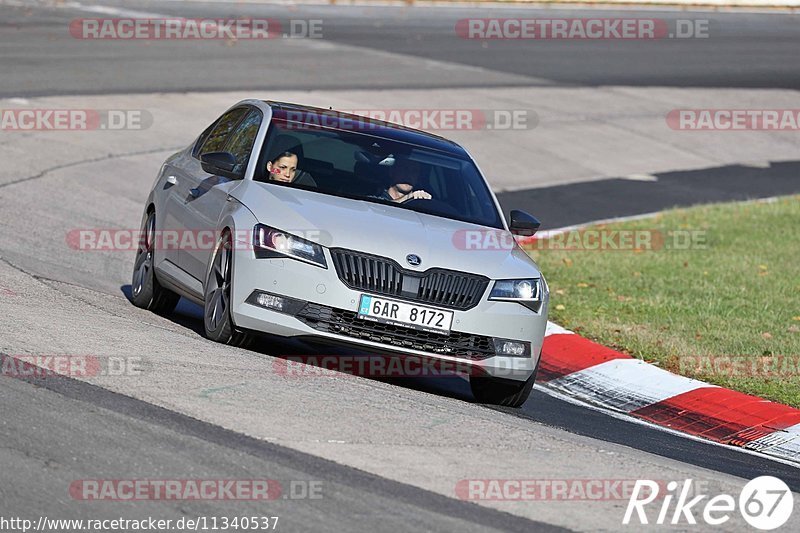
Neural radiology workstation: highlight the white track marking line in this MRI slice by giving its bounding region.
[546,358,715,412]
[746,423,800,460]
[61,1,168,19]
[528,195,787,241]
[545,321,574,336]
[147,0,800,15]
[621,173,659,182]
[538,385,800,469]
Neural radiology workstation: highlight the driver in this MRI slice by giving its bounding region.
[266,151,317,187]
[375,159,432,203]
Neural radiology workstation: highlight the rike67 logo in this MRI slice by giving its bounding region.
[624,477,793,529]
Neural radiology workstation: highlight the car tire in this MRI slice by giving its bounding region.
[470,364,538,407]
[203,231,251,347]
[131,210,180,315]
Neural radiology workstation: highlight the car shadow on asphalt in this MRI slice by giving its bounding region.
[121,285,475,403]
[121,285,206,337]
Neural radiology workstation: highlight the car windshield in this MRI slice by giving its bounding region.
[257,119,504,229]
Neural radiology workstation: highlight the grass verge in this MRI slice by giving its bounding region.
[526,195,800,407]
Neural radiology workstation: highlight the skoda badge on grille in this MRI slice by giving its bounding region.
[406,254,422,267]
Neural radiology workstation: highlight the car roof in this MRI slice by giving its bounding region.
[264,100,470,158]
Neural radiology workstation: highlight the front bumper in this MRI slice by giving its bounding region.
[230,246,548,381]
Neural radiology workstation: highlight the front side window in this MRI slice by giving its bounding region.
[197,107,248,157]
[224,109,262,176]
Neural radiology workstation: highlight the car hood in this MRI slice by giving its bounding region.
[232,181,541,279]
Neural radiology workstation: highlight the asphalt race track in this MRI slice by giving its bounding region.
[1,1,800,531]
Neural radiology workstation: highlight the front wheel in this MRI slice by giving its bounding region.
[203,231,251,347]
[131,210,179,315]
[470,370,536,407]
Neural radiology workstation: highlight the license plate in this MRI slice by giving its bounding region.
[357,294,454,335]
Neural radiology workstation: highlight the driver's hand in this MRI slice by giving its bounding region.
[400,190,432,202]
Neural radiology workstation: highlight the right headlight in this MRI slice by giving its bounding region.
[253,224,327,269]
[489,278,542,311]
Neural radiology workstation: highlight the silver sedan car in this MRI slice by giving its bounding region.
[132,100,549,406]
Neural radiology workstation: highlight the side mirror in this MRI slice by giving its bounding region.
[509,210,541,236]
[200,151,238,176]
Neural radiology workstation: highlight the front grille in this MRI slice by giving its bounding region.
[296,303,495,360]
[330,249,488,310]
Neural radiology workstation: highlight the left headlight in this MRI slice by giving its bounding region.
[253,224,327,269]
[489,278,542,311]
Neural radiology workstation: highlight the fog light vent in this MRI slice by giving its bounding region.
[245,290,306,315]
[492,338,531,357]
